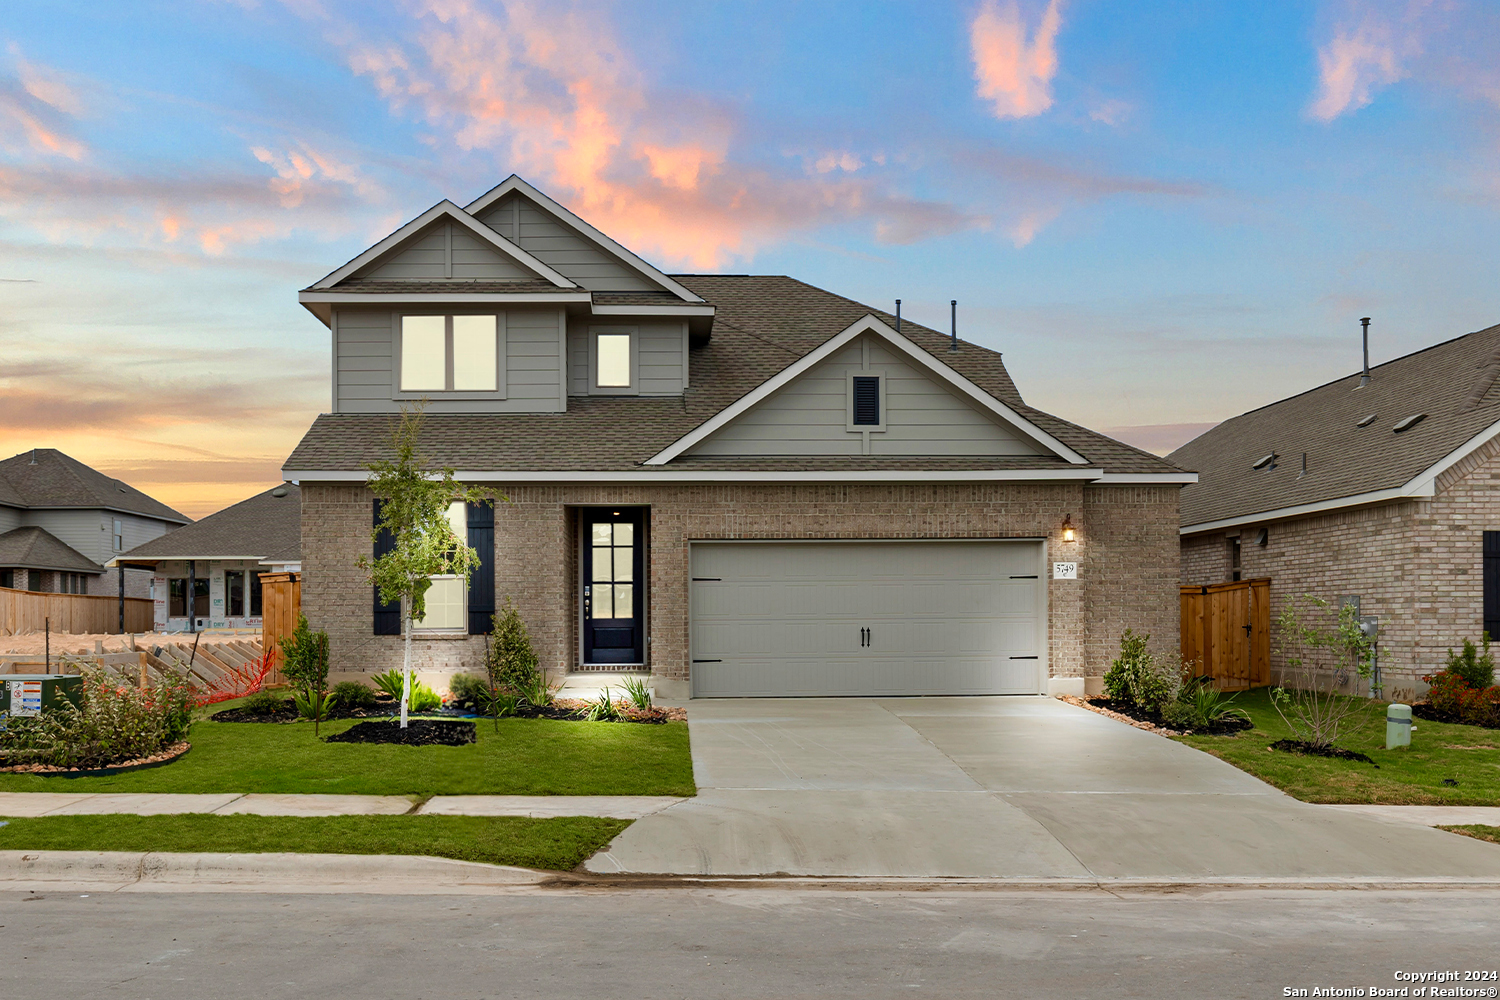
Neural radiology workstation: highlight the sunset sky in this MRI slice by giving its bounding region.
[3,1,1498,517]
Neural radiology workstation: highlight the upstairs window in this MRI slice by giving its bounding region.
[400,315,500,393]
[589,327,638,394]
[113,519,123,552]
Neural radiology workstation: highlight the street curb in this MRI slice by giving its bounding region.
[0,851,552,894]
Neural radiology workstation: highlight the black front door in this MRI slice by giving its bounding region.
[582,508,645,664]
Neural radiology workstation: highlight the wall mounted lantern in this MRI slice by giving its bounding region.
[1061,515,1075,543]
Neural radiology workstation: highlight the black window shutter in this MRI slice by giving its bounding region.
[1485,531,1500,643]
[372,499,401,635]
[852,376,881,426]
[467,500,495,634]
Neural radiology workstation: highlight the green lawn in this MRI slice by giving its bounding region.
[0,813,628,870]
[1441,825,1500,847]
[0,708,696,797]
[1175,687,1500,805]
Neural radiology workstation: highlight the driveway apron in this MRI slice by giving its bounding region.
[586,697,1500,879]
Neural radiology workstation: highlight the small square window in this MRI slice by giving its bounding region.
[596,333,631,387]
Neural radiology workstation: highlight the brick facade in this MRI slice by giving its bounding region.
[303,480,1182,690]
[1180,434,1500,695]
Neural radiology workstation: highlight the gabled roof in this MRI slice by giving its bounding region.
[0,526,103,574]
[0,450,189,523]
[117,484,301,564]
[464,176,705,303]
[306,200,577,291]
[1171,321,1500,532]
[645,313,1088,465]
[284,276,1188,481]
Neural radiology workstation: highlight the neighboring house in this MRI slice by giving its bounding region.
[1171,322,1500,695]
[284,175,1194,698]
[0,449,189,599]
[114,484,301,632]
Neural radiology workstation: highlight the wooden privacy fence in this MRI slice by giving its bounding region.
[0,585,154,636]
[259,572,301,680]
[1180,578,1271,690]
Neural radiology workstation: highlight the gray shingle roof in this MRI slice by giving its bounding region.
[1170,322,1500,529]
[285,276,1184,477]
[0,526,103,574]
[119,485,301,563]
[0,450,189,523]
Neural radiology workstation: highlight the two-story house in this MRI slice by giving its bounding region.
[0,449,189,598]
[283,176,1195,699]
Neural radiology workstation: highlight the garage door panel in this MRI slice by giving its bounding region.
[690,541,1046,697]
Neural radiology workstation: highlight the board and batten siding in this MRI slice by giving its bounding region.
[567,319,688,396]
[689,336,1048,457]
[355,220,536,281]
[332,307,567,414]
[475,194,662,292]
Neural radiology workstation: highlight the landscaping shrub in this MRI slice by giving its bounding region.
[371,669,405,700]
[448,673,491,710]
[1270,595,1374,750]
[1444,637,1496,691]
[241,690,287,715]
[370,669,438,713]
[278,614,333,735]
[1163,677,1249,731]
[487,599,541,693]
[332,681,377,710]
[1102,630,1181,716]
[620,675,652,712]
[583,687,623,722]
[1423,671,1500,727]
[0,668,195,770]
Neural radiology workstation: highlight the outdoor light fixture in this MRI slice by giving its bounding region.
[1061,516,1075,542]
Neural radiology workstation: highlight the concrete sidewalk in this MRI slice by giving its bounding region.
[0,792,684,819]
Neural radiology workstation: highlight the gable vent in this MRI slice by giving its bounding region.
[1393,413,1427,433]
[852,376,881,426]
[1356,414,1377,428]
[1252,452,1277,470]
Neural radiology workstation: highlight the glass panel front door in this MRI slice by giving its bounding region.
[582,508,644,664]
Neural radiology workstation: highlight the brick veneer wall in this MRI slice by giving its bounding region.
[1176,434,1500,694]
[302,480,1182,688]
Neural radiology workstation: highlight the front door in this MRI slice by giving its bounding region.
[582,508,645,664]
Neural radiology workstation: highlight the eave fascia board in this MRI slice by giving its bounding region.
[285,468,1107,484]
[1401,416,1500,496]
[591,303,716,317]
[309,200,577,290]
[463,175,705,303]
[640,314,1090,466]
[300,290,592,305]
[1179,482,1436,536]
[1092,473,1199,484]
[107,555,269,567]
[10,561,106,575]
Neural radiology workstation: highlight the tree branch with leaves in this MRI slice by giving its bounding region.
[358,403,491,728]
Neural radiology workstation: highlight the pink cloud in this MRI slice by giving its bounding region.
[1308,19,1409,121]
[335,0,987,268]
[969,0,1065,120]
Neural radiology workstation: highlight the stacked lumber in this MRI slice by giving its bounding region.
[0,638,266,694]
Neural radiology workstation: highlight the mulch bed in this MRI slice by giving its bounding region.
[211,697,392,724]
[324,720,476,746]
[216,696,686,725]
[1065,696,1254,737]
[0,741,191,776]
[1411,702,1500,730]
[1268,738,1378,766]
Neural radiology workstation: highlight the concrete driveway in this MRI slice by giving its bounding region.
[586,697,1500,879]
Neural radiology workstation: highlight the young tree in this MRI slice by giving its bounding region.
[1271,595,1376,749]
[359,403,491,728]
[485,598,539,731]
[278,613,332,736]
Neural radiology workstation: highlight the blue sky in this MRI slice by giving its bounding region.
[2,0,1497,515]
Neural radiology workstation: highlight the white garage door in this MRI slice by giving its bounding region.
[689,540,1046,697]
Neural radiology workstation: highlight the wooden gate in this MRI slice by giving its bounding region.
[1180,578,1270,690]
[259,572,301,682]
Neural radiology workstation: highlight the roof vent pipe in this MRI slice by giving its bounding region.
[1360,317,1371,387]
[30,448,36,464]
[895,299,901,333]
[950,300,958,352]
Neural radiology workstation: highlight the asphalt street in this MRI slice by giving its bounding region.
[3,886,1497,999]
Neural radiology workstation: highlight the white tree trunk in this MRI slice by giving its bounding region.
[400,593,413,729]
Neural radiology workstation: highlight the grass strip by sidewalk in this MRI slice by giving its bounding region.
[0,712,696,797]
[1441,825,1500,846]
[1175,688,1500,805]
[0,814,630,871]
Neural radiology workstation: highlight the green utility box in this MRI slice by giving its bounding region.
[2,674,83,718]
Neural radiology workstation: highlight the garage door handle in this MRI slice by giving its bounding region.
[692,577,721,582]
[1009,655,1038,660]
[692,658,722,663]
[1009,574,1039,579]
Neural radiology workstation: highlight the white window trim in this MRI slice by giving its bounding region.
[845,369,888,433]
[588,325,640,396]
[393,312,508,400]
